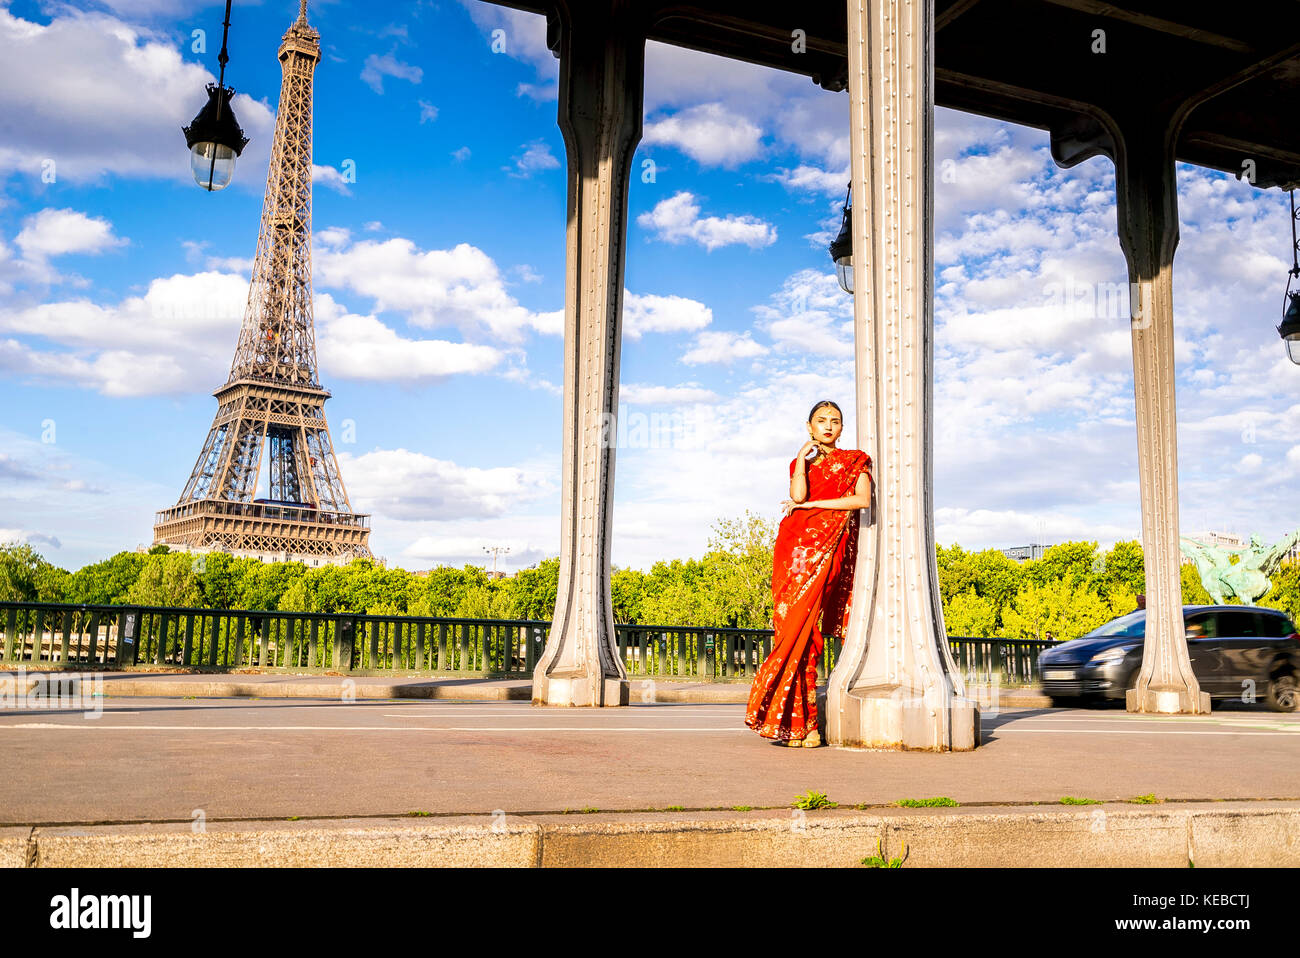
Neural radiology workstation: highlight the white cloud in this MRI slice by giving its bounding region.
[619,383,718,405]
[312,236,560,343]
[0,7,275,184]
[311,164,352,195]
[417,99,438,123]
[0,261,516,395]
[0,270,246,395]
[637,192,776,251]
[764,164,849,196]
[360,52,423,94]
[509,139,560,177]
[15,208,125,261]
[451,146,471,162]
[623,292,711,339]
[342,448,554,521]
[642,103,763,168]
[680,330,767,365]
[315,294,503,382]
[752,269,854,356]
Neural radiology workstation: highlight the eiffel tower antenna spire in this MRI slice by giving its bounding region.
[154,5,372,566]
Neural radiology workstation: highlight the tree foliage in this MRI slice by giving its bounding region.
[5,534,1293,639]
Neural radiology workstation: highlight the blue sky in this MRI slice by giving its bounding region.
[1,0,1297,574]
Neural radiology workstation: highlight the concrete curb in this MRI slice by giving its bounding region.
[45,672,1053,708]
[97,678,531,701]
[14,803,1299,867]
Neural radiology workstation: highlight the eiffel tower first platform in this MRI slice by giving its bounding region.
[154,2,371,566]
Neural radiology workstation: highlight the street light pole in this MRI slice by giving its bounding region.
[483,545,511,577]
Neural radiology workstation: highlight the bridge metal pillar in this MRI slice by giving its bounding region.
[1112,110,1211,715]
[532,0,645,706]
[827,0,979,749]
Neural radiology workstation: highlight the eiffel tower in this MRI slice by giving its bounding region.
[154,1,372,565]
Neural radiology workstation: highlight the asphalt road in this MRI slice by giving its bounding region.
[2,698,1296,825]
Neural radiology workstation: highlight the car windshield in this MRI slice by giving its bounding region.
[1083,610,1146,639]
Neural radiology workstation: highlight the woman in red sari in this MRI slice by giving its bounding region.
[745,400,872,747]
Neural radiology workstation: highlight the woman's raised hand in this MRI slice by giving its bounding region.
[796,440,819,463]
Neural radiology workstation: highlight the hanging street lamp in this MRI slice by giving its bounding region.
[829,183,854,294]
[1279,188,1300,365]
[182,0,249,191]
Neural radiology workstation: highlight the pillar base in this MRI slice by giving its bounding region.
[532,674,629,708]
[1126,686,1211,714]
[829,684,981,751]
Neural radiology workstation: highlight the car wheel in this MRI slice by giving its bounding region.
[1266,673,1299,713]
[1047,695,1077,708]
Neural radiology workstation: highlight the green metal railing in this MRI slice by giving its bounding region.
[0,601,1056,683]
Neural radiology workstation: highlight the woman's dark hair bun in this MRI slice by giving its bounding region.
[807,400,842,422]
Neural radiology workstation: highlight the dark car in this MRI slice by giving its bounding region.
[1036,605,1300,711]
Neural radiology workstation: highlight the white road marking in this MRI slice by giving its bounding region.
[0,723,747,732]
[993,727,1296,735]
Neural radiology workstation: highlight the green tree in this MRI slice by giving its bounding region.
[936,544,977,606]
[409,565,482,617]
[1025,541,1100,590]
[0,542,44,602]
[701,511,776,628]
[1100,540,1145,598]
[1261,560,1300,624]
[943,589,997,638]
[66,551,145,605]
[640,558,708,626]
[611,567,648,623]
[125,553,203,608]
[454,583,513,619]
[1180,562,1213,605]
[1000,579,1112,641]
[509,558,559,620]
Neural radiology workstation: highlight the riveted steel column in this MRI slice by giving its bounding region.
[827,0,979,749]
[532,1,644,706]
[1114,114,1210,715]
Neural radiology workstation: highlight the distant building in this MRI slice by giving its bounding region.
[1001,543,1052,562]
[1180,530,1300,567]
[1180,531,1245,567]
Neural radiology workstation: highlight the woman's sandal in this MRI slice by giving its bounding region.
[802,731,822,748]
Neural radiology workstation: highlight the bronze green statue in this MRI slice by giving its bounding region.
[1179,531,1300,605]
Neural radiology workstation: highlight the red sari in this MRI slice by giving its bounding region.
[745,447,871,742]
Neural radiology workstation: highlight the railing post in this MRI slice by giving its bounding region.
[257,615,270,667]
[2,606,17,662]
[116,609,139,666]
[59,610,73,663]
[336,616,355,671]
[155,613,170,666]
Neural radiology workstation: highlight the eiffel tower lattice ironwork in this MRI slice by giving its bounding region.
[154,1,371,563]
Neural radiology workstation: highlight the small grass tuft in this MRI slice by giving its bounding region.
[1128,793,1162,804]
[894,796,959,808]
[860,838,907,868]
[664,805,685,812]
[1059,796,1103,805]
[792,790,838,810]
[580,807,599,814]
[732,805,753,812]
[406,810,432,817]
